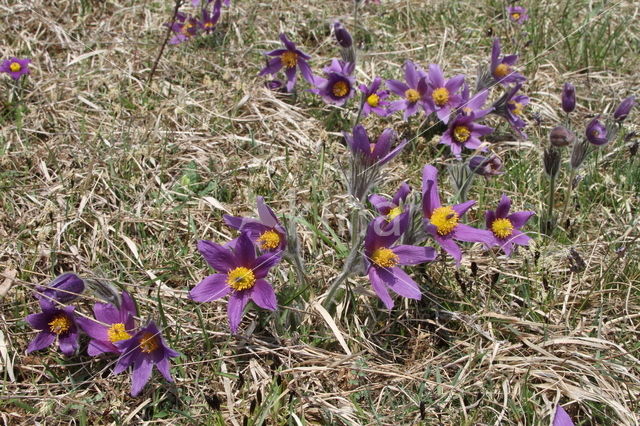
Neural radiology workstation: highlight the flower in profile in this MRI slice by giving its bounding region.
[492,82,529,138]
[112,321,179,396]
[35,272,85,304]
[76,291,137,356]
[168,13,199,45]
[507,5,529,24]
[224,196,287,252]
[424,64,465,123]
[469,154,504,177]
[490,38,526,85]
[485,194,534,256]
[259,33,314,92]
[613,96,635,122]
[333,21,353,48]
[359,77,390,117]
[459,85,492,119]
[562,82,576,113]
[585,116,608,145]
[310,59,356,106]
[190,233,282,333]
[369,182,411,224]
[364,217,436,309]
[25,300,79,356]
[422,165,494,266]
[199,0,222,33]
[387,60,428,120]
[1,57,31,80]
[440,113,493,159]
[344,125,408,167]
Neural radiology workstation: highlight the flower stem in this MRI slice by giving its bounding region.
[545,173,556,236]
[148,0,184,86]
[560,168,576,226]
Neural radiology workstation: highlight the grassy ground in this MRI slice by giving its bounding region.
[1,0,639,424]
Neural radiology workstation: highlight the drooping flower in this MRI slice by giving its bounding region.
[613,96,635,122]
[440,113,493,159]
[25,300,80,356]
[507,5,529,24]
[562,82,576,113]
[1,57,31,80]
[490,38,526,85]
[359,77,390,117]
[344,125,408,167]
[35,272,85,304]
[259,33,314,92]
[549,125,575,147]
[585,116,608,145]
[387,60,428,120]
[422,165,494,266]
[168,13,199,45]
[553,405,575,426]
[424,64,465,123]
[199,0,222,33]
[368,182,411,224]
[492,82,529,138]
[190,232,282,333]
[223,196,287,252]
[469,154,504,177]
[364,216,436,309]
[112,321,179,396]
[76,291,137,356]
[485,194,534,256]
[310,59,356,106]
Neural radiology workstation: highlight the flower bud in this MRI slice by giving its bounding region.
[561,82,576,113]
[333,21,353,49]
[468,155,504,176]
[543,147,561,177]
[585,117,608,146]
[549,126,575,147]
[264,80,284,92]
[570,139,590,169]
[613,96,635,122]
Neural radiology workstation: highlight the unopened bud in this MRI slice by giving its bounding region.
[543,147,561,177]
[549,126,575,147]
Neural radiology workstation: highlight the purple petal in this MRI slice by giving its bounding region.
[284,66,297,92]
[298,59,315,85]
[368,194,393,215]
[452,224,496,245]
[553,406,575,426]
[76,317,108,340]
[197,240,236,272]
[156,357,174,382]
[405,61,420,88]
[386,79,409,96]
[233,232,257,266]
[495,194,511,218]
[249,279,277,311]
[377,267,422,300]
[422,165,441,217]
[26,331,55,353]
[252,251,283,279]
[452,200,476,218]
[445,74,465,93]
[256,196,278,227]
[131,357,153,396]
[392,245,437,265]
[258,57,283,76]
[392,182,411,205]
[58,332,79,356]
[26,312,52,330]
[436,235,463,266]
[368,267,394,309]
[507,211,535,229]
[223,214,247,230]
[93,302,120,324]
[190,273,230,302]
[228,291,250,333]
[378,137,407,166]
[428,64,445,88]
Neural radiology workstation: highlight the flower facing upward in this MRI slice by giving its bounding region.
[586,116,608,145]
[368,182,411,224]
[424,64,465,123]
[507,6,529,24]
[613,96,635,122]
[35,272,85,304]
[76,291,137,356]
[359,77,390,117]
[112,321,179,396]
[199,0,222,33]
[562,82,576,113]
[26,300,80,356]
[259,33,314,92]
[168,13,199,45]
[422,165,494,266]
[386,60,428,120]
[1,57,31,80]
[485,194,534,256]
[190,232,282,333]
[343,125,408,167]
[364,217,436,309]
[490,38,526,86]
[440,114,493,159]
[310,59,356,106]
[224,196,287,252]
[492,83,529,138]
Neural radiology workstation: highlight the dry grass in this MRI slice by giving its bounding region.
[1,0,639,424]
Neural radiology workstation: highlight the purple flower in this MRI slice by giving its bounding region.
[264,79,284,92]
[199,0,222,33]
[459,85,492,119]
[492,82,529,138]
[364,217,436,309]
[76,291,137,356]
[259,34,314,92]
[490,38,526,85]
[369,182,411,223]
[333,21,353,49]
[35,272,85,304]
[192,0,229,6]
[1,57,31,80]
[386,60,428,120]
[485,194,534,256]
[469,155,504,177]
[507,6,529,24]
[311,59,356,106]
[586,116,608,145]
[553,405,575,426]
[168,13,199,45]
[422,165,494,266]
[344,125,408,167]
[424,64,465,123]
[440,114,493,159]
[562,82,576,113]
[613,96,635,122]
[25,300,79,356]
[112,321,179,396]
[359,77,390,117]
[223,196,287,252]
[190,232,282,333]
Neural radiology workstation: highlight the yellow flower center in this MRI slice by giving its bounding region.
[281,51,298,69]
[107,323,131,343]
[405,88,420,103]
[226,267,256,291]
[139,332,160,353]
[371,247,399,268]
[462,106,473,115]
[10,62,21,72]
[511,12,521,20]
[48,314,71,335]
[453,126,471,143]
[508,100,524,116]
[430,206,459,236]
[432,87,450,107]
[387,206,403,221]
[367,93,380,107]
[332,80,349,97]
[491,218,514,239]
[204,22,214,28]
[181,22,194,35]
[591,129,600,137]
[494,63,510,78]
[257,229,281,250]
